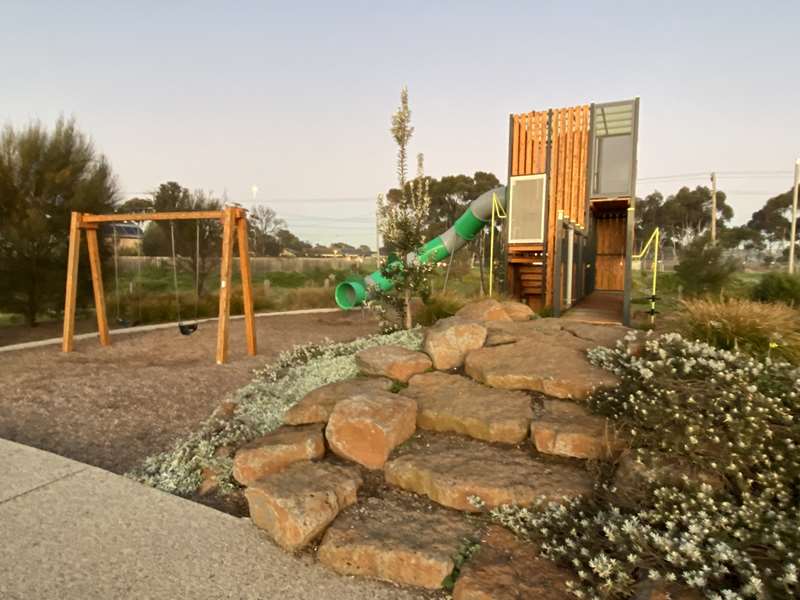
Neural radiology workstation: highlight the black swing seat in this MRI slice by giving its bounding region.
[178,322,199,336]
[116,317,141,328]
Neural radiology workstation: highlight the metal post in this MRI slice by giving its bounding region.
[710,172,717,244]
[552,211,564,317]
[623,206,635,326]
[789,159,800,274]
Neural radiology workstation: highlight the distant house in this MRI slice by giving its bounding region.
[103,223,143,253]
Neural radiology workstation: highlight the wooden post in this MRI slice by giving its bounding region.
[216,207,236,364]
[236,211,257,356]
[62,212,83,352]
[86,227,110,346]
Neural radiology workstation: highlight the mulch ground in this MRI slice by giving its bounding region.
[0,311,377,475]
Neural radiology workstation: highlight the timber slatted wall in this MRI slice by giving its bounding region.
[510,111,548,176]
[543,104,590,307]
[509,104,591,308]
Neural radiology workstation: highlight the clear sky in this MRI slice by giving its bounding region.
[2,1,798,247]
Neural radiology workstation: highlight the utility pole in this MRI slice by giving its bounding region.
[710,171,717,244]
[789,159,800,274]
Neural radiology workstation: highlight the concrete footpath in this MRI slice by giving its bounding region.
[0,438,418,600]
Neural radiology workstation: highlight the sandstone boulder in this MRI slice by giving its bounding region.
[355,345,432,382]
[318,495,475,589]
[232,424,325,486]
[560,321,632,348]
[384,435,592,512]
[283,377,393,425]
[244,461,362,551]
[541,398,592,417]
[326,392,417,469]
[464,332,618,399]
[423,317,487,370]
[455,298,512,322]
[500,301,535,322]
[531,412,623,459]
[453,526,572,600]
[402,372,532,444]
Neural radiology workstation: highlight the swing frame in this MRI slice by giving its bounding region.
[62,206,257,365]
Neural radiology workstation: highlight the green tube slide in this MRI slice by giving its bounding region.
[335,186,507,309]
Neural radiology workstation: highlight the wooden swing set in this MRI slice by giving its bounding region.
[61,205,257,364]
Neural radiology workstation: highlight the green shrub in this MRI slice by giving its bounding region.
[751,272,800,306]
[674,237,739,295]
[415,292,470,326]
[678,297,800,364]
[492,333,800,599]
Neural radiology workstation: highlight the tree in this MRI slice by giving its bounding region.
[747,189,798,255]
[116,196,153,214]
[276,228,311,256]
[0,117,118,325]
[249,205,286,257]
[675,235,740,295]
[377,87,434,329]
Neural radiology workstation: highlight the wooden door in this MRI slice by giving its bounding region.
[594,215,626,291]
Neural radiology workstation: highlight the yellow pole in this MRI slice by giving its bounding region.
[650,228,659,324]
[489,193,496,297]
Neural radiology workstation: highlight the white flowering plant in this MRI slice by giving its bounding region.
[492,333,800,599]
[129,328,423,496]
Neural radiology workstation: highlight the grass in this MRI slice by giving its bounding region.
[676,296,800,364]
[631,269,767,328]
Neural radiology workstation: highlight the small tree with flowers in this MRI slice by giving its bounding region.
[374,87,435,329]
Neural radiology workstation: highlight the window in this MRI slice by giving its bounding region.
[591,100,637,197]
[508,174,546,243]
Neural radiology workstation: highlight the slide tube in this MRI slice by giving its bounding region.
[335,185,507,309]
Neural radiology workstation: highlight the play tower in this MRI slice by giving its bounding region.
[505,98,639,324]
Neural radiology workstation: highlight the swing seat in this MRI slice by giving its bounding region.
[178,322,199,336]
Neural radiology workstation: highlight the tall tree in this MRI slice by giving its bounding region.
[249,205,286,256]
[0,117,118,325]
[635,186,734,251]
[747,189,798,250]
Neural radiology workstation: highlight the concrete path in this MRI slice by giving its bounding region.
[0,438,418,600]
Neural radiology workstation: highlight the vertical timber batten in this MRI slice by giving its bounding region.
[216,206,236,365]
[85,227,110,346]
[62,212,83,352]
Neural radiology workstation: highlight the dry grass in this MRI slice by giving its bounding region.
[677,297,800,364]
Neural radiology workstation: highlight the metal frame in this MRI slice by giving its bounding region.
[507,174,548,244]
[61,206,257,365]
[590,99,638,199]
[623,97,640,326]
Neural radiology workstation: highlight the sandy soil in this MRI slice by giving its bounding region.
[0,311,377,474]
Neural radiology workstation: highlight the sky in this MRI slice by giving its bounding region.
[2,1,799,247]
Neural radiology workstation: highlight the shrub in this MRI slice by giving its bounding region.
[415,292,470,326]
[491,333,800,599]
[674,237,739,295]
[280,286,337,310]
[678,297,800,364]
[751,272,800,307]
